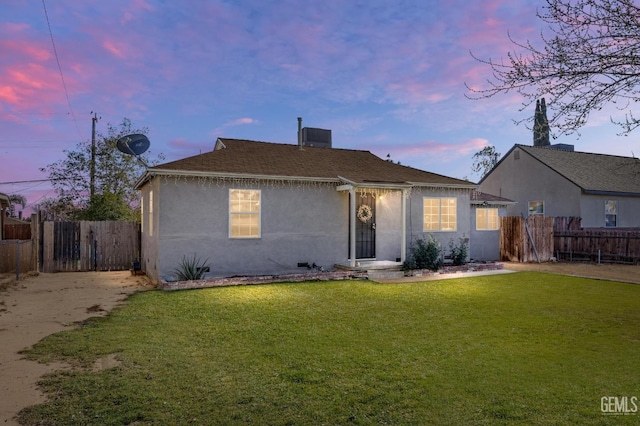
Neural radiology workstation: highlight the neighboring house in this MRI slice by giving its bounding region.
[470,190,516,262]
[479,144,640,228]
[0,192,10,240]
[135,134,480,283]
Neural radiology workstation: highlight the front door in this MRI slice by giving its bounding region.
[353,193,376,259]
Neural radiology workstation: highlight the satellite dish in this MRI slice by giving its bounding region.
[117,134,150,156]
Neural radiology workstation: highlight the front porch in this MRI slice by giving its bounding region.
[335,260,403,272]
[335,260,405,280]
[336,179,411,268]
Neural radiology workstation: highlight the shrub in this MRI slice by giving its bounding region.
[404,235,443,271]
[448,238,469,266]
[173,254,210,281]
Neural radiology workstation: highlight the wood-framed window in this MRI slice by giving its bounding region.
[605,200,617,227]
[528,200,544,216]
[476,208,499,231]
[423,197,457,231]
[229,189,261,238]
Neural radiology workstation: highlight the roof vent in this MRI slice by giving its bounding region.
[302,127,332,148]
[550,143,574,151]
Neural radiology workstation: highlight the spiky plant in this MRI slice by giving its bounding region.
[173,254,210,281]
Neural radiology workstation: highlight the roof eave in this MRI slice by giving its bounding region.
[582,189,640,197]
[136,169,341,188]
[409,182,477,190]
[0,192,10,209]
[471,200,518,206]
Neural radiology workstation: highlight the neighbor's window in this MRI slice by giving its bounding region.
[229,189,261,238]
[528,200,544,215]
[423,198,457,231]
[476,208,499,231]
[148,190,153,236]
[605,200,617,227]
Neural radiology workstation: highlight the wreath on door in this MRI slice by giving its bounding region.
[357,204,373,223]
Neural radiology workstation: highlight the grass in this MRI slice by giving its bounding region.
[18,272,640,425]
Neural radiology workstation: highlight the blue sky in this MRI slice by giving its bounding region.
[0,0,635,214]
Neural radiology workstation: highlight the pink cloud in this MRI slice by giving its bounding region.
[0,40,51,62]
[0,63,66,110]
[102,39,128,58]
[229,118,259,126]
[209,117,261,137]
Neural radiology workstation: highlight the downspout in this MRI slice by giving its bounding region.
[401,189,407,263]
[349,187,356,267]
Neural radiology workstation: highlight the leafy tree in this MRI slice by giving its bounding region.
[33,198,77,221]
[7,194,26,217]
[467,0,640,136]
[41,118,164,221]
[76,192,139,221]
[471,146,501,179]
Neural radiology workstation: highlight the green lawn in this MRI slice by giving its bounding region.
[19,272,640,425]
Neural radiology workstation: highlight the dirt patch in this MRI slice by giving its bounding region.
[0,271,151,426]
[92,353,122,372]
[502,261,640,285]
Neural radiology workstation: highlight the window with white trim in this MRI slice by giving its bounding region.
[476,208,499,231]
[605,200,617,227]
[229,189,261,238]
[148,190,153,236]
[528,200,544,215]
[423,197,457,231]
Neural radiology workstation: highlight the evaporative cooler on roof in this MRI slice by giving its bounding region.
[302,127,332,148]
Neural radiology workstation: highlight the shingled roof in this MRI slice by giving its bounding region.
[142,138,474,188]
[504,145,640,195]
[470,190,515,205]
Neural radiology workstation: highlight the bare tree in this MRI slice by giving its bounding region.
[471,146,501,179]
[467,0,640,136]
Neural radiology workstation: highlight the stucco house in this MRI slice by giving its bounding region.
[136,134,482,283]
[479,144,640,228]
[469,190,515,261]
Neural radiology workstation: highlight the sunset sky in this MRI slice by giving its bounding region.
[1,0,636,214]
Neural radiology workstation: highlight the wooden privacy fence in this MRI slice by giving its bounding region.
[554,217,640,264]
[500,216,554,262]
[0,239,35,278]
[4,223,31,240]
[41,221,140,272]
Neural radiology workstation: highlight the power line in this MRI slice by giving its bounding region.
[0,178,70,185]
[41,0,82,139]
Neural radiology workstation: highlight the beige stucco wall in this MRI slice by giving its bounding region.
[580,194,640,228]
[480,147,582,218]
[139,178,160,282]
[469,205,508,261]
[406,187,473,262]
[140,176,476,281]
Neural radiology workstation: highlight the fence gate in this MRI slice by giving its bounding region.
[41,221,140,272]
[500,216,554,262]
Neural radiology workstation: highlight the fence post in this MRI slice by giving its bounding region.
[15,240,20,281]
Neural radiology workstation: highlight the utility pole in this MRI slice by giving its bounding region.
[90,112,98,197]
